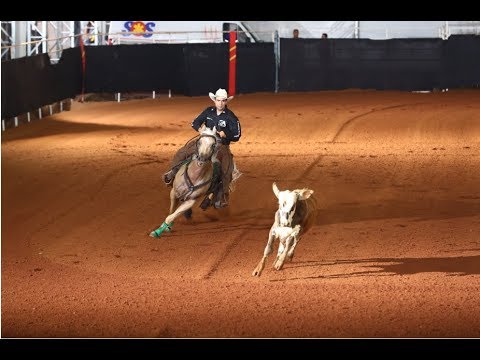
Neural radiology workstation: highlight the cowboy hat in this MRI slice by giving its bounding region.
[209,88,234,102]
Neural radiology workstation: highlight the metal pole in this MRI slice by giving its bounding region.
[228,31,237,96]
[274,30,279,93]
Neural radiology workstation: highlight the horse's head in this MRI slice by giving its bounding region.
[195,125,218,162]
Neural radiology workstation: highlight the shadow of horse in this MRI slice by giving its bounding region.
[149,125,220,238]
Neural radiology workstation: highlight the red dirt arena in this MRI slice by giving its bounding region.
[2,90,480,341]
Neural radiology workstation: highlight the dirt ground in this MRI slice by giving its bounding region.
[2,90,480,341]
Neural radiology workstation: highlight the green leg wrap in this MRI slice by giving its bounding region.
[150,221,174,238]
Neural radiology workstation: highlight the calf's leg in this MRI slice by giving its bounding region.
[252,228,276,277]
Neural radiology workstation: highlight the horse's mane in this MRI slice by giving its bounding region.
[200,125,217,137]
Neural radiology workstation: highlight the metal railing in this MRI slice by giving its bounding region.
[3,21,480,62]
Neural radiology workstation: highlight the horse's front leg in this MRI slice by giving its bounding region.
[165,199,196,225]
[169,188,178,214]
[150,199,196,238]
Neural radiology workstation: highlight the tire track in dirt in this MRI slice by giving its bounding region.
[301,103,426,180]
[331,102,425,143]
[202,230,245,279]
[93,160,160,196]
[166,222,271,237]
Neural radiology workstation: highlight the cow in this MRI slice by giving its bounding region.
[252,182,317,277]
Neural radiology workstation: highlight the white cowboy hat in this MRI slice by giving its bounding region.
[209,88,234,102]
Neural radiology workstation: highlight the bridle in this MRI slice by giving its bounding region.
[194,133,218,162]
[179,133,218,201]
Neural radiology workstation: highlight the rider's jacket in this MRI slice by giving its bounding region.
[191,106,241,146]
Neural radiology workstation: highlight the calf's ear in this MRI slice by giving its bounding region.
[298,188,314,200]
[272,182,280,198]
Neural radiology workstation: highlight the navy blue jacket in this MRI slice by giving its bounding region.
[191,106,241,145]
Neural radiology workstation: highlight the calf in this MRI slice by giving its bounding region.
[252,182,317,277]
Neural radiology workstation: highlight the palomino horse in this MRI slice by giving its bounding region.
[149,125,219,238]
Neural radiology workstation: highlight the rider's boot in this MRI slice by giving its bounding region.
[163,168,178,186]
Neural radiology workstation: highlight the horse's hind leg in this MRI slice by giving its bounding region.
[183,208,192,219]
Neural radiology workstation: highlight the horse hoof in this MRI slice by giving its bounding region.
[149,222,174,238]
[200,197,212,210]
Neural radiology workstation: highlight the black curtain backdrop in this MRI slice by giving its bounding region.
[2,47,81,119]
[3,37,479,120]
[183,43,229,97]
[236,42,275,94]
[84,44,185,93]
[280,38,447,92]
[445,35,480,89]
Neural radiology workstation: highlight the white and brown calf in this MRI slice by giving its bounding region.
[252,182,317,277]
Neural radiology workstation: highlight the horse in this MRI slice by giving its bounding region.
[149,125,220,238]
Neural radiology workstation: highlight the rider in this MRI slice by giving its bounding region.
[163,88,242,208]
